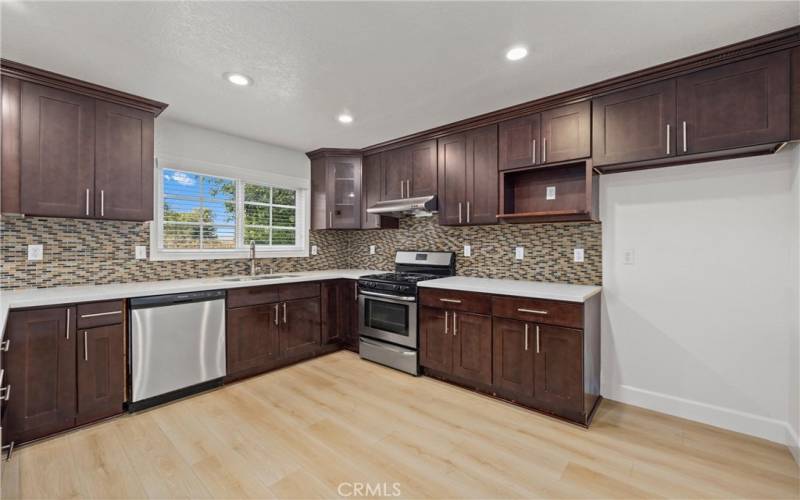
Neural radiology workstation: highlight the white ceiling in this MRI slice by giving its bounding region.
[2,2,797,152]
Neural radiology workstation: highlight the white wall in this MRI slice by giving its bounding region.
[600,150,799,447]
[790,145,800,462]
[155,118,309,181]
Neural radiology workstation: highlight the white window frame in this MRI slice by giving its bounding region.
[150,157,310,261]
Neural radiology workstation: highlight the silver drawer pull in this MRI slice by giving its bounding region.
[439,298,462,304]
[84,331,88,361]
[0,384,11,401]
[274,304,279,326]
[0,339,9,352]
[517,308,548,315]
[80,310,122,318]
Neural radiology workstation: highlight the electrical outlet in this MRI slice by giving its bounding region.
[574,248,584,263]
[463,245,471,257]
[623,249,635,265]
[546,186,556,200]
[27,244,43,261]
[135,246,148,260]
[369,245,376,255]
[311,245,318,256]
[515,246,524,260]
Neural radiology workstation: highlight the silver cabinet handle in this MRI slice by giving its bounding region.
[543,137,547,163]
[85,189,90,216]
[65,309,70,340]
[406,180,411,198]
[400,180,404,199]
[532,139,536,164]
[453,313,457,336]
[329,211,332,228]
[0,339,9,352]
[0,384,10,402]
[84,331,88,361]
[666,124,670,155]
[354,282,358,301]
[458,202,462,224]
[536,325,541,354]
[517,308,548,315]
[283,302,287,324]
[524,324,529,351]
[444,311,449,334]
[100,190,105,217]
[274,304,279,326]
[439,298,462,304]
[682,121,687,152]
[466,202,470,224]
[80,310,121,319]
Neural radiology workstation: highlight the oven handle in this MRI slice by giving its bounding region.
[359,290,416,302]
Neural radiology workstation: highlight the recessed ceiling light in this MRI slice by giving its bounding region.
[224,72,252,86]
[338,113,354,124]
[505,46,528,61]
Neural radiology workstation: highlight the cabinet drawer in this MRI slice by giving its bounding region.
[419,289,491,315]
[491,296,582,329]
[227,286,280,308]
[77,301,124,328]
[279,282,320,302]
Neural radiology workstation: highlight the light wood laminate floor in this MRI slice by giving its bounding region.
[1,351,798,499]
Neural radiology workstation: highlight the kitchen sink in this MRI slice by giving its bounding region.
[219,274,297,282]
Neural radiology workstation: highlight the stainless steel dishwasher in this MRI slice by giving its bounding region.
[128,290,226,411]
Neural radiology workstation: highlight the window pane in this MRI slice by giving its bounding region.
[272,228,295,245]
[272,207,296,227]
[163,169,201,198]
[202,225,236,249]
[163,223,201,249]
[244,184,271,204]
[244,204,270,226]
[163,198,202,222]
[273,188,295,206]
[244,227,269,245]
[203,176,235,200]
[204,200,237,224]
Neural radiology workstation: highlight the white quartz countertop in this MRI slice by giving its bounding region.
[0,269,384,336]
[418,277,601,303]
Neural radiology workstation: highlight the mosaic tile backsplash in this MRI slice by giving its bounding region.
[0,215,601,289]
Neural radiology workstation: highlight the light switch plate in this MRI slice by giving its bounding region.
[27,244,43,261]
[515,246,524,260]
[369,245,376,255]
[546,186,556,200]
[135,246,148,260]
[311,245,318,256]
[623,249,635,265]
[464,245,471,257]
[574,248,584,263]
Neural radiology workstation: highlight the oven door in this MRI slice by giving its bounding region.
[358,291,418,349]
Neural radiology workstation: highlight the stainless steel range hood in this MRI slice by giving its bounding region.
[366,195,437,218]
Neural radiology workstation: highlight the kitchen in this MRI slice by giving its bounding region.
[0,2,798,499]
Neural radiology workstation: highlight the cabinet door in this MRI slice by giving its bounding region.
[419,306,451,373]
[541,101,591,164]
[533,324,583,415]
[492,317,533,397]
[226,305,277,375]
[452,311,492,386]
[76,324,124,425]
[20,82,95,218]
[499,114,540,171]
[4,307,76,444]
[95,101,154,221]
[408,140,437,197]
[362,153,383,228]
[465,124,498,224]
[340,280,356,348]
[381,147,408,199]
[322,280,347,344]
[280,297,321,358]
[327,156,361,229]
[437,133,467,226]
[592,80,676,166]
[677,52,790,154]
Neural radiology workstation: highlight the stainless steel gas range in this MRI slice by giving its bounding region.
[357,251,455,375]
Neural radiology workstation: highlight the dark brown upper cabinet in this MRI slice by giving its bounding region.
[499,114,541,171]
[20,82,96,218]
[676,51,790,155]
[310,152,362,230]
[361,153,399,230]
[438,124,498,226]
[541,101,591,164]
[95,101,154,221]
[592,80,677,166]
[1,61,166,220]
[380,140,437,200]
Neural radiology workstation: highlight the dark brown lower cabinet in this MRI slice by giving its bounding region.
[420,306,492,387]
[322,279,356,347]
[226,304,278,375]
[280,297,321,358]
[492,317,533,396]
[533,324,583,415]
[76,324,125,425]
[419,306,451,373]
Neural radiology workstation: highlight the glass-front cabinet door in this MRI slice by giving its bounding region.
[327,156,361,229]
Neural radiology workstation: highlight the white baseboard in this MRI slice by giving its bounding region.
[606,384,797,452]
[787,425,800,466]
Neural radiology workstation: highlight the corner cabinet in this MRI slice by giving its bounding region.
[1,61,167,220]
[379,140,437,200]
[419,288,601,426]
[310,151,362,230]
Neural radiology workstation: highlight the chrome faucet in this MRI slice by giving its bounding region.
[250,240,257,276]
